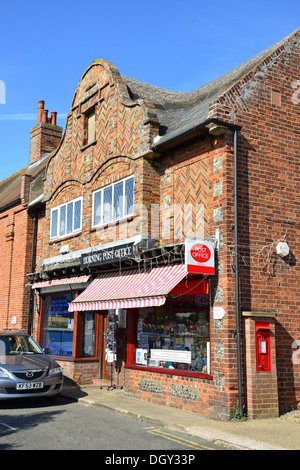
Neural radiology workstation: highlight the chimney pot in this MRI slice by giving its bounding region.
[51,111,57,126]
[41,109,48,123]
[37,100,45,123]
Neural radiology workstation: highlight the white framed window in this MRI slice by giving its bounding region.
[50,197,82,240]
[92,176,134,227]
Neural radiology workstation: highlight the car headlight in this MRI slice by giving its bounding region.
[48,366,63,376]
[0,367,13,379]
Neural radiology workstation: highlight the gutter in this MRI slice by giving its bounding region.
[152,117,243,419]
[152,117,241,150]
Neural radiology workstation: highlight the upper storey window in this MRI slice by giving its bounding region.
[50,197,82,240]
[83,110,96,147]
[92,176,134,227]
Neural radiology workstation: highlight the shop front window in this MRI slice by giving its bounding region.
[41,294,97,358]
[136,302,210,374]
[42,294,74,356]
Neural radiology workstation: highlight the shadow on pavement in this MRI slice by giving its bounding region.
[0,376,88,410]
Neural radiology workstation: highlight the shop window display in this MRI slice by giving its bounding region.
[42,294,96,358]
[42,294,74,356]
[136,301,210,374]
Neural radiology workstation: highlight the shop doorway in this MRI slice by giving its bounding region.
[98,311,127,384]
[97,313,109,380]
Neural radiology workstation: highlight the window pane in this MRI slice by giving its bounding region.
[93,191,102,226]
[136,304,209,373]
[51,209,58,238]
[59,206,66,237]
[66,202,73,234]
[125,177,134,215]
[88,111,95,143]
[103,186,112,223]
[74,199,81,230]
[42,294,74,357]
[82,312,95,356]
[113,181,123,220]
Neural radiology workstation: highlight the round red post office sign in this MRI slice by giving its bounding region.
[190,243,211,263]
[185,239,215,274]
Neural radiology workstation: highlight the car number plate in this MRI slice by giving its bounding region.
[16,382,43,390]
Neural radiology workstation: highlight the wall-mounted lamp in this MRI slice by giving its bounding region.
[208,124,228,136]
[276,241,290,258]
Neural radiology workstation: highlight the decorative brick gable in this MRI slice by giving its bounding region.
[44,60,160,203]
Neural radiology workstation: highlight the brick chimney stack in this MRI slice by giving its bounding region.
[29,100,63,164]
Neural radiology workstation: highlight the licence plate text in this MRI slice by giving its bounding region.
[16,382,43,390]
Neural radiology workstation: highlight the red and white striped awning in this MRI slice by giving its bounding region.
[32,275,90,289]
[68,264,188,312]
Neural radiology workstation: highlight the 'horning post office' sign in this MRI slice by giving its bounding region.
[185,238,215,275]
[81,242,135,267]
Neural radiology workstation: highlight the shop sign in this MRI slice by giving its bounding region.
[81,242,134,267]
[213,306,226,320]
[185,238,215,275]
[151,349,191,364]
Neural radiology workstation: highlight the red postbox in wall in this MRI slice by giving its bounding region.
[255,322,271,372]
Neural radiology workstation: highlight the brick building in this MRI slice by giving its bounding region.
[0,102,62,333]
[1,28,299,419]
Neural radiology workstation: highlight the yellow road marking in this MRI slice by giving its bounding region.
[147,429,215,450]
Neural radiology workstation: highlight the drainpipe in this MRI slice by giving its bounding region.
[233,127,243,419]
[26,209,36,335]
[201,122,243,418]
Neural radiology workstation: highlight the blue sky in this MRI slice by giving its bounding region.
[0,0,299,181]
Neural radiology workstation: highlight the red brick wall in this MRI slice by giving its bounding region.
[0,205,33,330]
[245,316,279,419]
[125,368,221,416]
[210,32,300,413]
[56,359,100,385]
[152,137,239,419]
[43,61,159,204]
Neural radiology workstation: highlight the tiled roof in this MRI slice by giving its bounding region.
[122,28,299,147]
[0,155,49,211]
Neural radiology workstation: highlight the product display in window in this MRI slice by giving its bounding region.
[42,294,96,358]
[136,302,210,373]
[42,294,74,356]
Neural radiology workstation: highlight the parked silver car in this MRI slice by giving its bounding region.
[0,329,63,400]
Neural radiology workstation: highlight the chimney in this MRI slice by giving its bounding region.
[29,100,63,164]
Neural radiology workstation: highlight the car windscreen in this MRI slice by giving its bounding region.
[0,335,43,355]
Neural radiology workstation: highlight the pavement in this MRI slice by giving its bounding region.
[61,379,300,451]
